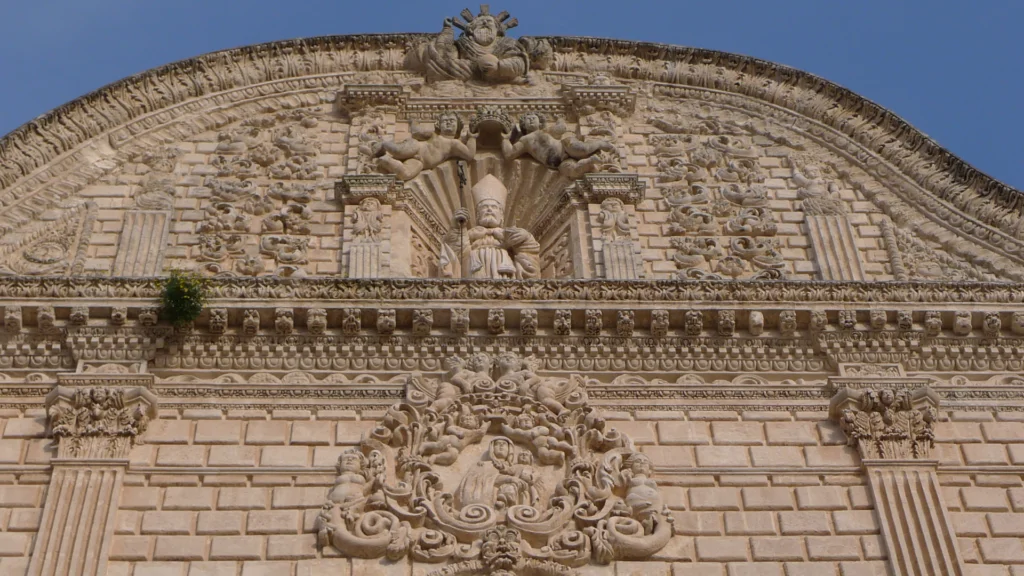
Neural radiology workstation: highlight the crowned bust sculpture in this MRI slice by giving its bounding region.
[406,5,551,84]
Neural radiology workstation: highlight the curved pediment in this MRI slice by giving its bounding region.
[0,9,1020,283]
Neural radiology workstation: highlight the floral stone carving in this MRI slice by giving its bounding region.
[45,386,158,460]
[829,387,939,461]
[315,353,672,573]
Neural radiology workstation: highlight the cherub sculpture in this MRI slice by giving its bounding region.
[421,404,489,465]
[327,449,378,509]
[621,452,665,535]
[499,411,576,466]
[501,113,616,179]
[372,112,477,181]
[428,353,493,412]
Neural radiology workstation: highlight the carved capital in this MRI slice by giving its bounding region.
[45,385,158,460]
[335,175,406,206]
[573,173,645,205]
[562,83,637,117]
[829,386,939,461]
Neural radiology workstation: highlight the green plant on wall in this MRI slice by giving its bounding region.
[161,270,207,326]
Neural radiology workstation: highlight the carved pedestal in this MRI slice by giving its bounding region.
[830,386,965,576]
[27,382,157,576]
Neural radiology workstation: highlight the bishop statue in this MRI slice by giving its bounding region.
[439,174,540,279]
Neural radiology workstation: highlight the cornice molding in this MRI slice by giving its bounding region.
[0,276,1023,305]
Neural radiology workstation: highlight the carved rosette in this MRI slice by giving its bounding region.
[315,353,672,573]
[829,387,938,461]
[45,386,158,460]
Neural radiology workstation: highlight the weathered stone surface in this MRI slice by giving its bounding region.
[0,5,1019,576]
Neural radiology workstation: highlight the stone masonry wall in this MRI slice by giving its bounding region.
[6,404,1001,575]
[94,407,886,576]
[0,410,52,575]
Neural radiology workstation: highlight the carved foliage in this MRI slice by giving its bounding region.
[830,387,938,460]
[45,386,158,460]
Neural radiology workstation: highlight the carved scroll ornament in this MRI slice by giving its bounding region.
[829,387,938,461]
[45,386,158,460]
[315,353,672,574]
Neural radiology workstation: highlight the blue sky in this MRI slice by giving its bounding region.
[0,1,1020,189]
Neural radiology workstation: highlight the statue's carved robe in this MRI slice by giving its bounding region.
[441,225,540,279]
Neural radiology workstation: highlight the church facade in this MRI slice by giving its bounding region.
[0,6,1022,576]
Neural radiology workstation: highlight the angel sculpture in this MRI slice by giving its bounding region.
[500,113,615,179]
[420,404,490,466]
[372,112,477,181]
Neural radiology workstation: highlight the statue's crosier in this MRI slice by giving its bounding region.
[440,174,540,279]
[407,5,551,84]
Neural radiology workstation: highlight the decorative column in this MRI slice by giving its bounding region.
[575,173,645,279]
[27,376,157,576]
[829,385,965,576]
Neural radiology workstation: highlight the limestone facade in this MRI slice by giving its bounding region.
[0,5,1022,576]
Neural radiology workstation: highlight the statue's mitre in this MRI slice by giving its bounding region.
[471,174,508,207]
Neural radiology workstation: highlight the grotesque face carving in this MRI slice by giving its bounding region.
[879,389,895,406]
[90,388,108,404]
[476,199,503,228]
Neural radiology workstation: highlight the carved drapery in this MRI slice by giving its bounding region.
[830,385,965,576]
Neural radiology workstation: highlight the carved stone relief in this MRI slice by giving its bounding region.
[315,353,672,572]
[405,6,550,84]
[45,385,158,460]
[830,387,937,460]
